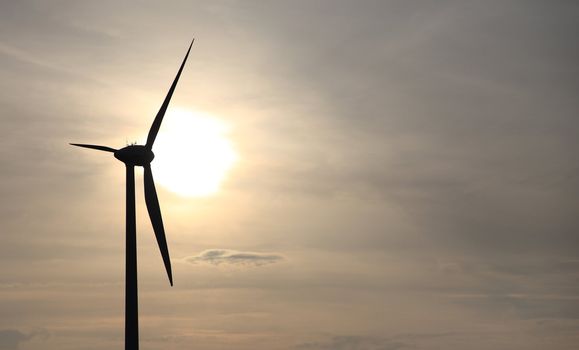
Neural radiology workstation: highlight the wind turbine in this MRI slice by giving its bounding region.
[71,40,193,350]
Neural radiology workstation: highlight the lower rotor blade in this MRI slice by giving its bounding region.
[143,165,173,286]
[70,143,117,152]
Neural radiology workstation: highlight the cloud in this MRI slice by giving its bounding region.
[0,329,48,350]
[296,332,465,350]
[184,249,284,267]
[296,335,405,350]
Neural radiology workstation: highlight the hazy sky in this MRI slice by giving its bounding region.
[1,1,578,349]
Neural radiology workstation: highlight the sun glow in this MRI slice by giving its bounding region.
[149,108,238,197]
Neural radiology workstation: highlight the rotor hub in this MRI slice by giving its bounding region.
[114,145,155,166]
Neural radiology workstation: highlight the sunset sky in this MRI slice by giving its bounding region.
[1,1,578,349]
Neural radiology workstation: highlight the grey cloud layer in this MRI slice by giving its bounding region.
[0,1,578,349]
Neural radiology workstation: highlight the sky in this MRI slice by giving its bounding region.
[1,1,578,349]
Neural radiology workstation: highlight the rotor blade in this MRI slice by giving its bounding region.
[143,165,173,286]
[145,39,194,149]
[70,143,117,152]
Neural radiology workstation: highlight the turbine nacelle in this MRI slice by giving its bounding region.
[114,145,155,166]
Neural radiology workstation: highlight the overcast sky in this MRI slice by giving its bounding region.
[1,1,578,349]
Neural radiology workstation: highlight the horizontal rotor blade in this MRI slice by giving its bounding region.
[70,143,117,152]
[143,165,173,286]
[145,39,194,149]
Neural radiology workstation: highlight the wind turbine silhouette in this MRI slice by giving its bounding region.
[71,40,193,350]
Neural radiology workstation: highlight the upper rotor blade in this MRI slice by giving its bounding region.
[143,165,173,286]
[145,39,194,149]
[70,143,117,152]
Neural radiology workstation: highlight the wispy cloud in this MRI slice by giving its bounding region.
[184,249,284,267]
[0,42,101,84]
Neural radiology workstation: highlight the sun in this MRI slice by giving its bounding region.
[148,108,238,197]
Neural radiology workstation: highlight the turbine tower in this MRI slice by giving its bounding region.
[71,40,194,350]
